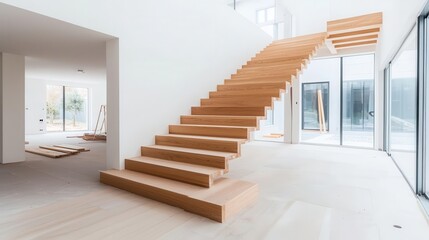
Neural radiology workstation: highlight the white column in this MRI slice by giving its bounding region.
[106,39,121,169]
[291,76,301,144]
[284,82,292,143]
[0,53,25,164]
[374,54,384,151]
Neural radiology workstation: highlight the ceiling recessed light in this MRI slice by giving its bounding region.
[77,69,85,73]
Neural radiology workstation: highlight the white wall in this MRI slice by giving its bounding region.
[0,0,272,169]
[1,53,25,164]
[25,78,107,134]
[25,77,45,134]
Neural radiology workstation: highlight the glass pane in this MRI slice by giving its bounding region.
[46,85,64,132]
[302,83,329,130]
[342,54,375,148]
[65,87,88,131]
[301,58,341,145]
[390,26,417,191]
[257,9,266,23]
[266,7,275,22]
[236,1,276,24]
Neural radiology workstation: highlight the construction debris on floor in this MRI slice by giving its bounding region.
[263,133,284,138]
[66,133,106,141]
[25,144,90,158]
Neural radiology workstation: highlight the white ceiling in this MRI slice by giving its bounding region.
[0,3,114,83]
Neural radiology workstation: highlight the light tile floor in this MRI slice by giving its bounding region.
[0,134,428,239]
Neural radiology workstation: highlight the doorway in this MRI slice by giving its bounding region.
[300,54,375,148]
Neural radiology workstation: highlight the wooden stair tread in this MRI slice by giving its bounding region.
[181,115,260,128]
[100,170,258,222]
[191,107,267,116]
[172,124,255,130]
[101,170,257,205]
[143,145,237,159]
[127,156,224,175]
[184,115,260,120]
[157,134,247,143]
[169,124,253,139]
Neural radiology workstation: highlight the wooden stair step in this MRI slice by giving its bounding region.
[201,96,275,107]
[209,88,282,98]
[231,73,296,80]
[181,115,260,127]
[169,124,252,139]
[247,55,312,65]
[100,170,258,222]
[141,145,237,169]
[217,82,287,91]
[224,79,290,85]
[155,134,246,153]
[191,107,267,116]
[125,156,224,187]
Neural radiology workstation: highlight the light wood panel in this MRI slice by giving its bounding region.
[39,145,80,154]
[328,28,380,40]
[335,40,377,49]
[169,124,251,139]
[201,96,274,107]
[224,79,289,85]
[331,34,378,45]
[327,12,382,51]
[141,145,235,169]
[53,144,89,152]
[125,157,224,187]
[209,88,282,98]
[191,107,267,116]
[25,147,71,158]
[100,170,258,223]
[181,115,260,127]
[228,76,293,83]
[327,12,382,34]
[155,134,245,153]
[217,82,287,91]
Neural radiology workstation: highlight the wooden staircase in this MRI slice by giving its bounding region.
[100,32,327,223]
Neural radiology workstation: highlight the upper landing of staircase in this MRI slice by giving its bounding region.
[325,12,382,53]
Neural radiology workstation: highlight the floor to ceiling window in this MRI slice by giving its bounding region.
[386,26,417,191]
[46,85,89,132]
[342,55,375,148]
[300,55,375,148]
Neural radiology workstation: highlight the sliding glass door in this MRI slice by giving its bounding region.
[46,85,64,131]
[342,55,375,148]
[387,26,418,191]
[46,85,89,132]
[65,87,89,131]
[300,55,374,148]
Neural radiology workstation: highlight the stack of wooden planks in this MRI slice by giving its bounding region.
[25,144,89,158]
